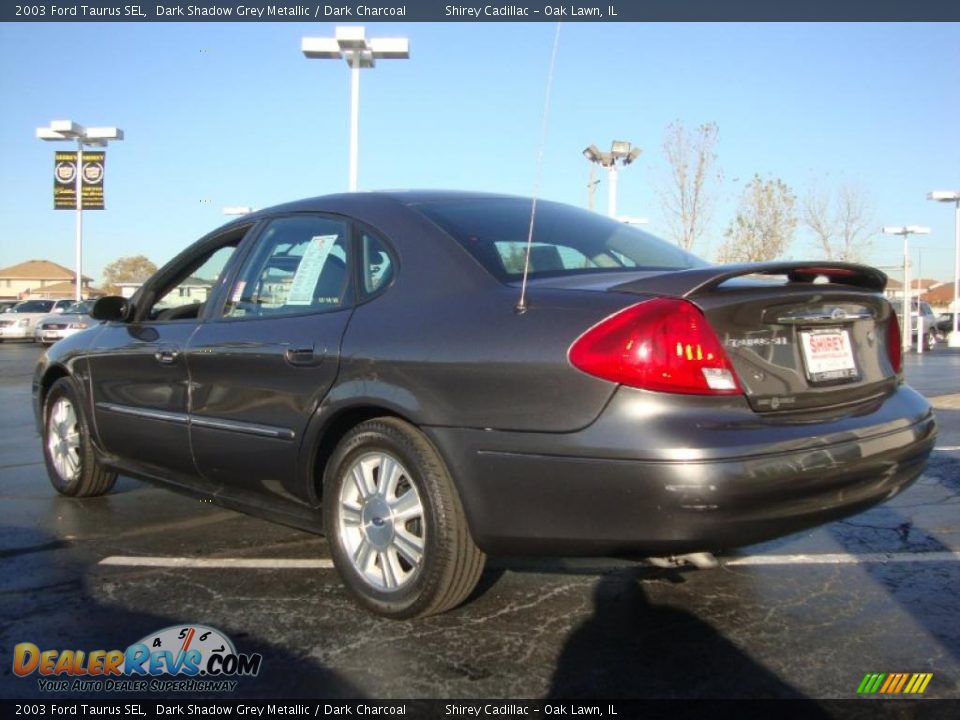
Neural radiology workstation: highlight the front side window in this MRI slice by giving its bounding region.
[150,244,238,321]
[224,216,351,318]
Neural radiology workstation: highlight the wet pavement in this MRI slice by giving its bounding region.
[1,340,959,700]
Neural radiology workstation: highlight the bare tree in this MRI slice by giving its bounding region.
[801,182,874,262]
[717,175,797,264]
[657,121,721,253]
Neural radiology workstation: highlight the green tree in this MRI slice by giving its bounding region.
[101,255,157,294]
[717,175,797,263]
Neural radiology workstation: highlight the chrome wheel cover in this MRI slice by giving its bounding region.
[338,451,425,592]
[47,397,81,482]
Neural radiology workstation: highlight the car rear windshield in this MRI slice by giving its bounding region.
[413,197,706,282]
[12,300,54,313]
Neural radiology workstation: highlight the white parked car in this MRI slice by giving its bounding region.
[891,300,938,351]
[34,301,96,345]
[0,299,71,341]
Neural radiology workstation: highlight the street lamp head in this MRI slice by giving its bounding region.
[50,120,86,138]
[335,26,367,49]
[623,147,643,166]
[929,190,960,202]
[882,226,907,235]
[36,122,123,145]
[905,225,931,235]
[369,38,410,60]
[583,145,602,162]
[303,28,410,64]
[301,37,342,59]
[223,206,254,216]
[610,140,632,157]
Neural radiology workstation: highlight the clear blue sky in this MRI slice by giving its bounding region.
[0,22,957,284]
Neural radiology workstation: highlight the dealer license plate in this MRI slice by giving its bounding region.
[799,328,858,383]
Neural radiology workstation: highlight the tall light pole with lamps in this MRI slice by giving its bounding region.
[882,225,931,353]
[36,120,123,303]
[928,190,960,347]
[223,206,256,216]
[302,27,409,192]
[583,141,642,218]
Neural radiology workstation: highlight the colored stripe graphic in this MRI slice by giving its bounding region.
[857,672,932,694]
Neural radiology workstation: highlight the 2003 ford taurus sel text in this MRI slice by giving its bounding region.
[33,191,936,618]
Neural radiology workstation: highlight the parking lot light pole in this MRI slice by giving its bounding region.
[583,141,642,218]
[883,225,931,353]
[223,206,255,216]
[302,27,410,192]
[36,120,123,302]
[928,191,960,347]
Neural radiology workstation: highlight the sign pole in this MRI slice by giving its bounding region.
[75,140,83,303]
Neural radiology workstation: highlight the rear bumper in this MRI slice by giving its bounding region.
[426,385,937,556]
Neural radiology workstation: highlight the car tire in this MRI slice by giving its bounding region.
[925,333,936,352]
[323,417,485,619]
[42,377,117,497]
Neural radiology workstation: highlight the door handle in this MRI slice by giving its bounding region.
[284,346,321,367]
[155,349,180,365]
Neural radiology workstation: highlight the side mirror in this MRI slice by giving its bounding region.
[90,296,131,322]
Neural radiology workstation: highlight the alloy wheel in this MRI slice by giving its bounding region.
[337,451,426,592]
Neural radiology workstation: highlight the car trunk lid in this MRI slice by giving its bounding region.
[606,262,898,413]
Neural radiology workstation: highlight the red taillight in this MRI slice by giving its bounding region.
[568,297,742,395]
[887,312,902,374]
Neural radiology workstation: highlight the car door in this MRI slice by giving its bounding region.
[87,226,251,484]
[185,214,355,506]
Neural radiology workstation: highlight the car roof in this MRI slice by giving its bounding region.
[237,190,525,221]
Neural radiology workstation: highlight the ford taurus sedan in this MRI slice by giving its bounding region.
[33,191,936,618]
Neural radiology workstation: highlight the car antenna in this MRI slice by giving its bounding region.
[516,23,562,315]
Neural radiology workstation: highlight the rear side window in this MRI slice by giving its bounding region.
[361,231,394,297]
[413,198,706,282]
[223,216,351,318]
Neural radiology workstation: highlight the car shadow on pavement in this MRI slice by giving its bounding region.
[0,527,365,700]
[546,569,826,706]
[825,445,960,667]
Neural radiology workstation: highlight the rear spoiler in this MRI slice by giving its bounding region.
[610,261,887,299]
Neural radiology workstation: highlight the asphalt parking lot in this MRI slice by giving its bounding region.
[2,340,960,700]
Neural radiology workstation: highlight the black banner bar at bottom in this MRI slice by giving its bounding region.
[2,699,958,720]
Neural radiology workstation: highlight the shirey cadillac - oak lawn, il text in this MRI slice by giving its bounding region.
[33,192,936,618]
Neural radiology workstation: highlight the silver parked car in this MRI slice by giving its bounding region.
[34,301,96,345]
[0,299,71,342]
[891,300,938,351]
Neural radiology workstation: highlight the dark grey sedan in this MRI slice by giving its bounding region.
[33,191,936,618]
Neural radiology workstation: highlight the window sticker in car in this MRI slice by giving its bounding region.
[285,234,338,305]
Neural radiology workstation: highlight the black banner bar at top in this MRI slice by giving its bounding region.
[3,1,960,22]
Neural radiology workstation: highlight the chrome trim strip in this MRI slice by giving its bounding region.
[190,415,295,441]
[96,403,188,425]
[776,310,875,325]
[96,403,294,440]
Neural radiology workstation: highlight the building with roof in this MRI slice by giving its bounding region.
[0,260,101,301]
[921,282,959,311]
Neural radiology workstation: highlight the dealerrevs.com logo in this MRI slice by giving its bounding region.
[13,625,262,693]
